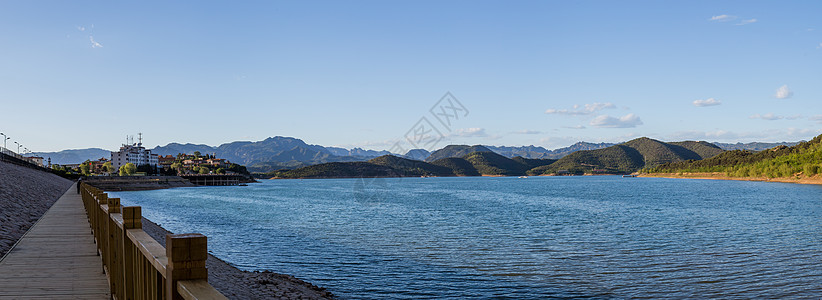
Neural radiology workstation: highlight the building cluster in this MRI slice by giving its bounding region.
[158,154,235,174]
[111,142,159,172]
[42,135,241,176]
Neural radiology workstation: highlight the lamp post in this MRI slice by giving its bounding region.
[0,132,7,150]
[15,142,21,155]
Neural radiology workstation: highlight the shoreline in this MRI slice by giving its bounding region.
[639,172,822,186]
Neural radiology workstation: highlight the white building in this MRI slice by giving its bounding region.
[111,142,159,173]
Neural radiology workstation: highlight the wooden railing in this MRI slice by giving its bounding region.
[80,183,227,300]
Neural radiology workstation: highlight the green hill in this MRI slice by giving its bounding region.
[529,145,644,175]
[646,133,822,179]
[669,141,725,159]
[622,137,702,167]
[462,151,530,176]
[512,157,557,169]
[527,138,725,175]
[425,145,492,162]
[430,157,480,176]
[367,155,454,176]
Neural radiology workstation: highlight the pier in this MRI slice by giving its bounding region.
[0,182,227,299]
[179,174,247,186]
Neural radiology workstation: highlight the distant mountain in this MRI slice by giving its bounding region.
[484,142,614,159]
[528,138,725,175]
[326,147,391,157]
[151,143,218,156]
[712,141,801,151]
[546,142,616,159]
[148,137,394,173]
[29,148,112,165]
[403,149,431,161]
[484,145,553,159]
[425,145,493,162]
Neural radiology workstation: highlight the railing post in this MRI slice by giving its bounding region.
[107,198,123,299]
[166,233,208,300]
[123,206,141,300]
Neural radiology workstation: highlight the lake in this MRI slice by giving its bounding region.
[111,176,822,299]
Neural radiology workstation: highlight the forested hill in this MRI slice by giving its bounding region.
[268,152,556,179]
[268,137,732,178]
[645,133,822,179]
[526,137,724,175]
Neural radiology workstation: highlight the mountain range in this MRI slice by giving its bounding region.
[30,136,798,172]
[270,137,729,178]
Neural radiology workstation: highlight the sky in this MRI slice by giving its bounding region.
[1,1,820,153]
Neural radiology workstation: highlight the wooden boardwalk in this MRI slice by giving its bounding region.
[0,183,110,299]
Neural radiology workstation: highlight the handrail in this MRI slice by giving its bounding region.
[80,182,227,300]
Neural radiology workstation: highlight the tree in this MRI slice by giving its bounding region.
[79,160,91,176]
[193,151,201,158]
[119,163,137,176]
[102,161,113,174]
[198,166,210,174]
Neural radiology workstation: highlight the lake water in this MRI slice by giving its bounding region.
[111,176,822,299]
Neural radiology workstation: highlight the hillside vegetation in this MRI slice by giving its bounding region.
[645,134,822,179]
[527,138,723,175]
[268,137,730,178]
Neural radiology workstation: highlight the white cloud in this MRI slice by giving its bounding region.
[562,125,586,129]
[589,113,643,128]
[775,85,793,99]
[810,115,822,123]
[817,42,822,49]
[545,102,616,115]
[709,15,736,22]
[513,130,542,135]
[77,26,86,32]
[749,113,802,121]
[736,19,757,25]
[90,36,103,48]
[692,98,722,107]
[450,127,488,137]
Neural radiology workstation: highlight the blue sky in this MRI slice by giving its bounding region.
[1,1,820,152]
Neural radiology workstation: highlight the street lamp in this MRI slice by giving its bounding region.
[0,132,8,150]
[14,141,20,155]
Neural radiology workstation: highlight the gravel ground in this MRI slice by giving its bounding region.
[0,160,73,258]
[141,216,335,299]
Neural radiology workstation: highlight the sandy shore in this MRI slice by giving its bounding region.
[640,172,822,186]
[0,160,73,258]
[140,218,333,299]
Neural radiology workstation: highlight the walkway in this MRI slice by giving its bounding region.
[0,183,110,299]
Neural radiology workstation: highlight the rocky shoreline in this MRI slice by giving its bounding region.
[140,218,333,300]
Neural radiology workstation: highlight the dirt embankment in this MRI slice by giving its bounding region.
[140,218,334,300]
[0,160,73,258]
[640,172,822,185]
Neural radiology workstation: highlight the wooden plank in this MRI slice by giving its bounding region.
[0,183,110,299]
[177,280,228,300]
